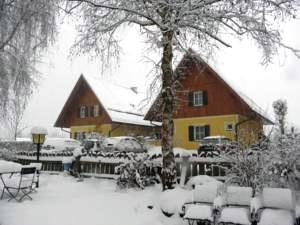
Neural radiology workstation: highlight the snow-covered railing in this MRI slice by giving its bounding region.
[15,151,229,179]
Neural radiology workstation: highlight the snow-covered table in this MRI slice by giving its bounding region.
[0,160,24,200]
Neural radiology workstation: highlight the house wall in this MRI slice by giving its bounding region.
[70,124,112,139]
[55,78,112,128]
[237,115,263,146]
[166,57,264,149]
[173,114,239,149]
[109,123,161,138]
[174,66,253,119]
[70,123,161,140]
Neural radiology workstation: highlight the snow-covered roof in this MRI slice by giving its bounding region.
[83,75,161,127]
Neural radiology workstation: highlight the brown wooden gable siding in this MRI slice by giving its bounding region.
[174,64,253,119]
[54,76,111,128]
[145,52,255,121]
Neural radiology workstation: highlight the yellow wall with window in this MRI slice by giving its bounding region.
[70,124,112,139]
[236,115,263,147]
[173,114,239,149]
[70,123,160,140]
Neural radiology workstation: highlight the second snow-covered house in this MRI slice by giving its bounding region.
[54,74,160,140]
[145,50,273,149]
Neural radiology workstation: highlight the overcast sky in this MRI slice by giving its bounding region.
[17,16,300,137]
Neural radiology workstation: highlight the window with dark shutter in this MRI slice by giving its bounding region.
[192,125,209,141]
[188,126,194,141]
[188,92,194,106]
[85,106,88,117]
[204,125,210,137]
[203,91,208,105]
[90,106,94,117]
[77,108,81,118]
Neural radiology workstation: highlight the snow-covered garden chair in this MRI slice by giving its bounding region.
[182,183,223,225]
[215,186,253,225]
[2,166,36,202]
[251,188,296,225]
[29,162,42,189]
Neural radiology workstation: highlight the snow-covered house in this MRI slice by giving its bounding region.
[145,49,273,149]
[54,74,160,140]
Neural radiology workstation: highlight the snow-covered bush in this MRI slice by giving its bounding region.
[220,143,266,195]
[266,134,300,190]
[185,175,223,190]
[115,153,160,190]
[159,187,192,217]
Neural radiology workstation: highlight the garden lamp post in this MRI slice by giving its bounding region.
[30,126,47,188]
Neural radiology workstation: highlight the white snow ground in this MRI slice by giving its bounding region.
[0,173,186,225]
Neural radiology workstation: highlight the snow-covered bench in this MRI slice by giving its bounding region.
[215,186,253,225]
[182,183,222,225]
[251,188,297,225]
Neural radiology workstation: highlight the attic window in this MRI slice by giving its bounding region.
[194,91,203,106]
[188,91,208,106]
[94,105,99,117]
[80,106,86,118]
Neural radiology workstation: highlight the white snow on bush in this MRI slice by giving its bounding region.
[147,146,193,157]
[62,157,73,164]
[262,188,294,210]
[186,175,222,189]
[258,209,294,225]
[0,160,22,173]
[226,186,252,206]
[159,187,193,215]
[296,204,300,217]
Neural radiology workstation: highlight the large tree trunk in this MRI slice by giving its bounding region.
[160,31,176,190]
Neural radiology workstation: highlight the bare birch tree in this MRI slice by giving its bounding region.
[66,0,300,190]
[0,0,59,115]
[4,91,27,140]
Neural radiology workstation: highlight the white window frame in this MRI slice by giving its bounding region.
[80,106,86,118]
[193,91,203,106]
[225,122,234,131]
[194,126,206,141]
[94,105,99,117]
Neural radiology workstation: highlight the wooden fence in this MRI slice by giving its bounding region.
[16,156,228,180]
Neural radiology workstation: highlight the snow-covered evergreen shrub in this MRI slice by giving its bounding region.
[115,153,160,189]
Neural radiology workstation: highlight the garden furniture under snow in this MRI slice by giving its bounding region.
[215,186,253,225]
[251,188,296,225]
[182,182,222,225]
[1,166,36,202]
[29,162,42,189]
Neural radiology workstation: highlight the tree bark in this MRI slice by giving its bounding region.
[160,30,176,190]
